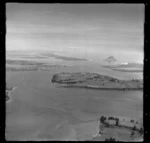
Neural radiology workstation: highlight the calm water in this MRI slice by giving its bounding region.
[6,66,143,140]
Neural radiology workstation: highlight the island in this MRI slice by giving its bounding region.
[104,56,117,63]
[51,72,143,90]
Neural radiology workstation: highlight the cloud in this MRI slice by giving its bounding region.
[6,3,144,63]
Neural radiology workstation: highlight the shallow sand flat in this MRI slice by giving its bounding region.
[36,120,99,141]
[6,102,99,141]
[26,118,99,141]
[6,105,82,140]
[71,110,100,121]
[71,121,99,141]
[35,120,77,140]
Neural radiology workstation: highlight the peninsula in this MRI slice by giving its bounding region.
[51,72,143,90]
[92,115,143,141]
[6,85,16,102]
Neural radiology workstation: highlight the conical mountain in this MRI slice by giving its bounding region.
[104,56,117,63]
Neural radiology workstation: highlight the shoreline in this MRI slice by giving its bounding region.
[53,83,143,91]
[111,68,143,73]
[6,87,17,103]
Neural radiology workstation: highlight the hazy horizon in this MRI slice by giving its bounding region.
[6,3,144,63]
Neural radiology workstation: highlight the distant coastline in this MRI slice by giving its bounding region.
[102,63,143,73]
[54,84,143,91]
[111,68,143,73]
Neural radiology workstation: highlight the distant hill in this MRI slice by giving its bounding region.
[104,56,117,63]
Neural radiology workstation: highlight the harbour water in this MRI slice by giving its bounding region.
[6,65,143,141]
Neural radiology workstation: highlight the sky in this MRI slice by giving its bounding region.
[6,3,144,63]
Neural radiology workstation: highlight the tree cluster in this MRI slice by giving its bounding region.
[108,116,119,126]
[132,125,137,131]
[100,116,107,123]
[139,127,144,136]
[51,74,58,83]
